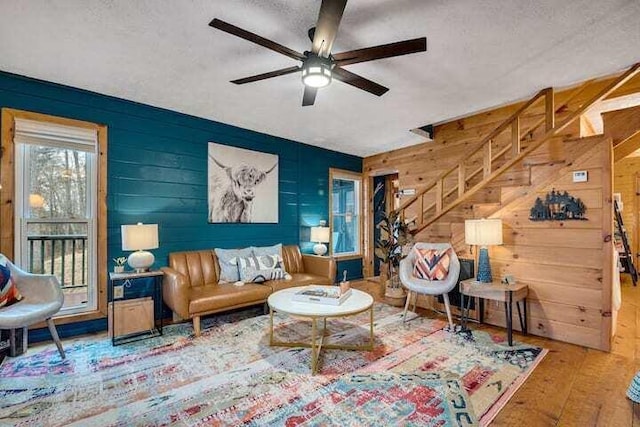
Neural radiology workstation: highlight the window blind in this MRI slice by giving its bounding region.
[14,118,97,153]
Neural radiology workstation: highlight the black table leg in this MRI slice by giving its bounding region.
[523,297,528,335]
[505,291,513,346]
[460,293,471,331]
[516,301,524,335]
[460,292,465,330]
[463,292,473,331]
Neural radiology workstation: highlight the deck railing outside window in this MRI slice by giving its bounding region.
[27,234,88,290]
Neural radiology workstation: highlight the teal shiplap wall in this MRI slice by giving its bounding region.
[0,71,363,338]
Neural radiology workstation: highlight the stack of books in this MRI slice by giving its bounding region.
[292,286,352,306]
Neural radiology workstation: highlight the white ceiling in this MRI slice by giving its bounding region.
[1,0,639,157]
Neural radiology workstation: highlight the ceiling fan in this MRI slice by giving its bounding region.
[209,0,427,106]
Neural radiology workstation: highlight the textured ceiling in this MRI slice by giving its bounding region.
[1,0,639,157]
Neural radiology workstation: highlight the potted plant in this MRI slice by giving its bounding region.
[113,257,127,273]
[375,208,413,306]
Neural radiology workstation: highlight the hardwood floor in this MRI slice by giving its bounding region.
[351,277,640,426]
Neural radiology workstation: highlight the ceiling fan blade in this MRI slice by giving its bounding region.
[332,67,389,96]
[302,86,318,106]
[312,0,348,57]
[333,37,427,66]
[231,66,301,84]
[209,18,305,61]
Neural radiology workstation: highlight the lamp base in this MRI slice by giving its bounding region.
[313,243,327,256]
[476,247,493,283]
[127,250,155,272]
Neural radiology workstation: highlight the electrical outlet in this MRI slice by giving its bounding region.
[113,285,124,299]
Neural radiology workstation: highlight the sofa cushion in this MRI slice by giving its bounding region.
[214,247,253,283]
[281,245,304,274]
[188,283,271,315]
[268,273,333,292]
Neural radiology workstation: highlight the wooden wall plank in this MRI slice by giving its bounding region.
[363,68,640,350]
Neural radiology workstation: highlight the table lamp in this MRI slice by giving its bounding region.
[121,223,159,272]
[310,225,331,256]
[464,218,503,283]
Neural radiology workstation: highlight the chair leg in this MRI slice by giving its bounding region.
[412,292,418,313]
[193,316,201,337]
[442,293,454,329]
[46,318,65,360]
[402,291,413,322]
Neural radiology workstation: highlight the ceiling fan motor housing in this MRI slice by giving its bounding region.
[302,54,333,88]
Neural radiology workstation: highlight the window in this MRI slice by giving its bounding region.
[1,109,107,321]
[329,168,362,258]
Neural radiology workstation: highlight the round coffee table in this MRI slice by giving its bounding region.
[267,286,374,375]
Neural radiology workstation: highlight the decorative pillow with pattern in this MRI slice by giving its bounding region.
[0,254,23,308]
[231,254,291,283]
[214,247,253,283]
[412,247,451,281]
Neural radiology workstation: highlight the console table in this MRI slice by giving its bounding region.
[459,279,528,346]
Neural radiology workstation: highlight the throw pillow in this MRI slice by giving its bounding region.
[251,243,282,258]
[412,247,451,281]
[0,254,23,308]
[231,254,291,283]
[214,247,253,283]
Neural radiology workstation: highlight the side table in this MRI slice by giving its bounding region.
[108,270,164,345]
[460,279,528,346]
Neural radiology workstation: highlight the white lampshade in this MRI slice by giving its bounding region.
[121,223,159,272]
[310,225,330,256]
[122,223,159,251]
[310,226,330,243]
[464,218,503,246]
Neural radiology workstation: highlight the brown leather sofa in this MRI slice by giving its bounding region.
[161,245,336,336]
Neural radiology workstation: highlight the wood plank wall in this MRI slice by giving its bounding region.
[485,139,612,350]
[614,156,640,259]
[362,71,640,350]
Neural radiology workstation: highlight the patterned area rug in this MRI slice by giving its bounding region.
[0,303,546,426]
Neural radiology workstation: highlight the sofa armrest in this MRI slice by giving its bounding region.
[301,254,337,283]
[161,267,190,319]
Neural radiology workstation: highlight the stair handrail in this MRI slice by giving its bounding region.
[397,87,552,216]
[412,80,593,217]
[401,62,640,234]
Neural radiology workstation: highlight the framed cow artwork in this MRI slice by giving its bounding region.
[208,143,279,223]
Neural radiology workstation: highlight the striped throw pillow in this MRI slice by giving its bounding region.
[412,247,451,281]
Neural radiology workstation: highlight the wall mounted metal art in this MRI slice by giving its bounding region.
[529,189,587,221]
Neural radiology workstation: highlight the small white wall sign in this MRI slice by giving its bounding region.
[572,170,588,183]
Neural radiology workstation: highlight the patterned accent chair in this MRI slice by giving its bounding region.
[399,242,461,328]
[0,258,65,359]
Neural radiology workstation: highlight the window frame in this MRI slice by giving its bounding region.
[329,168,363,260]
[1,108,108,325]
[16,144,98,315]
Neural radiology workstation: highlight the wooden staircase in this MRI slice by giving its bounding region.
[397,63,640,233]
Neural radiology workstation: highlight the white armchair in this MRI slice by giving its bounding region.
[0,259,65,359]
[399,242,460,328]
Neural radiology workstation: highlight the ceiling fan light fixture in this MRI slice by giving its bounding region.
[302,56,332,88]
